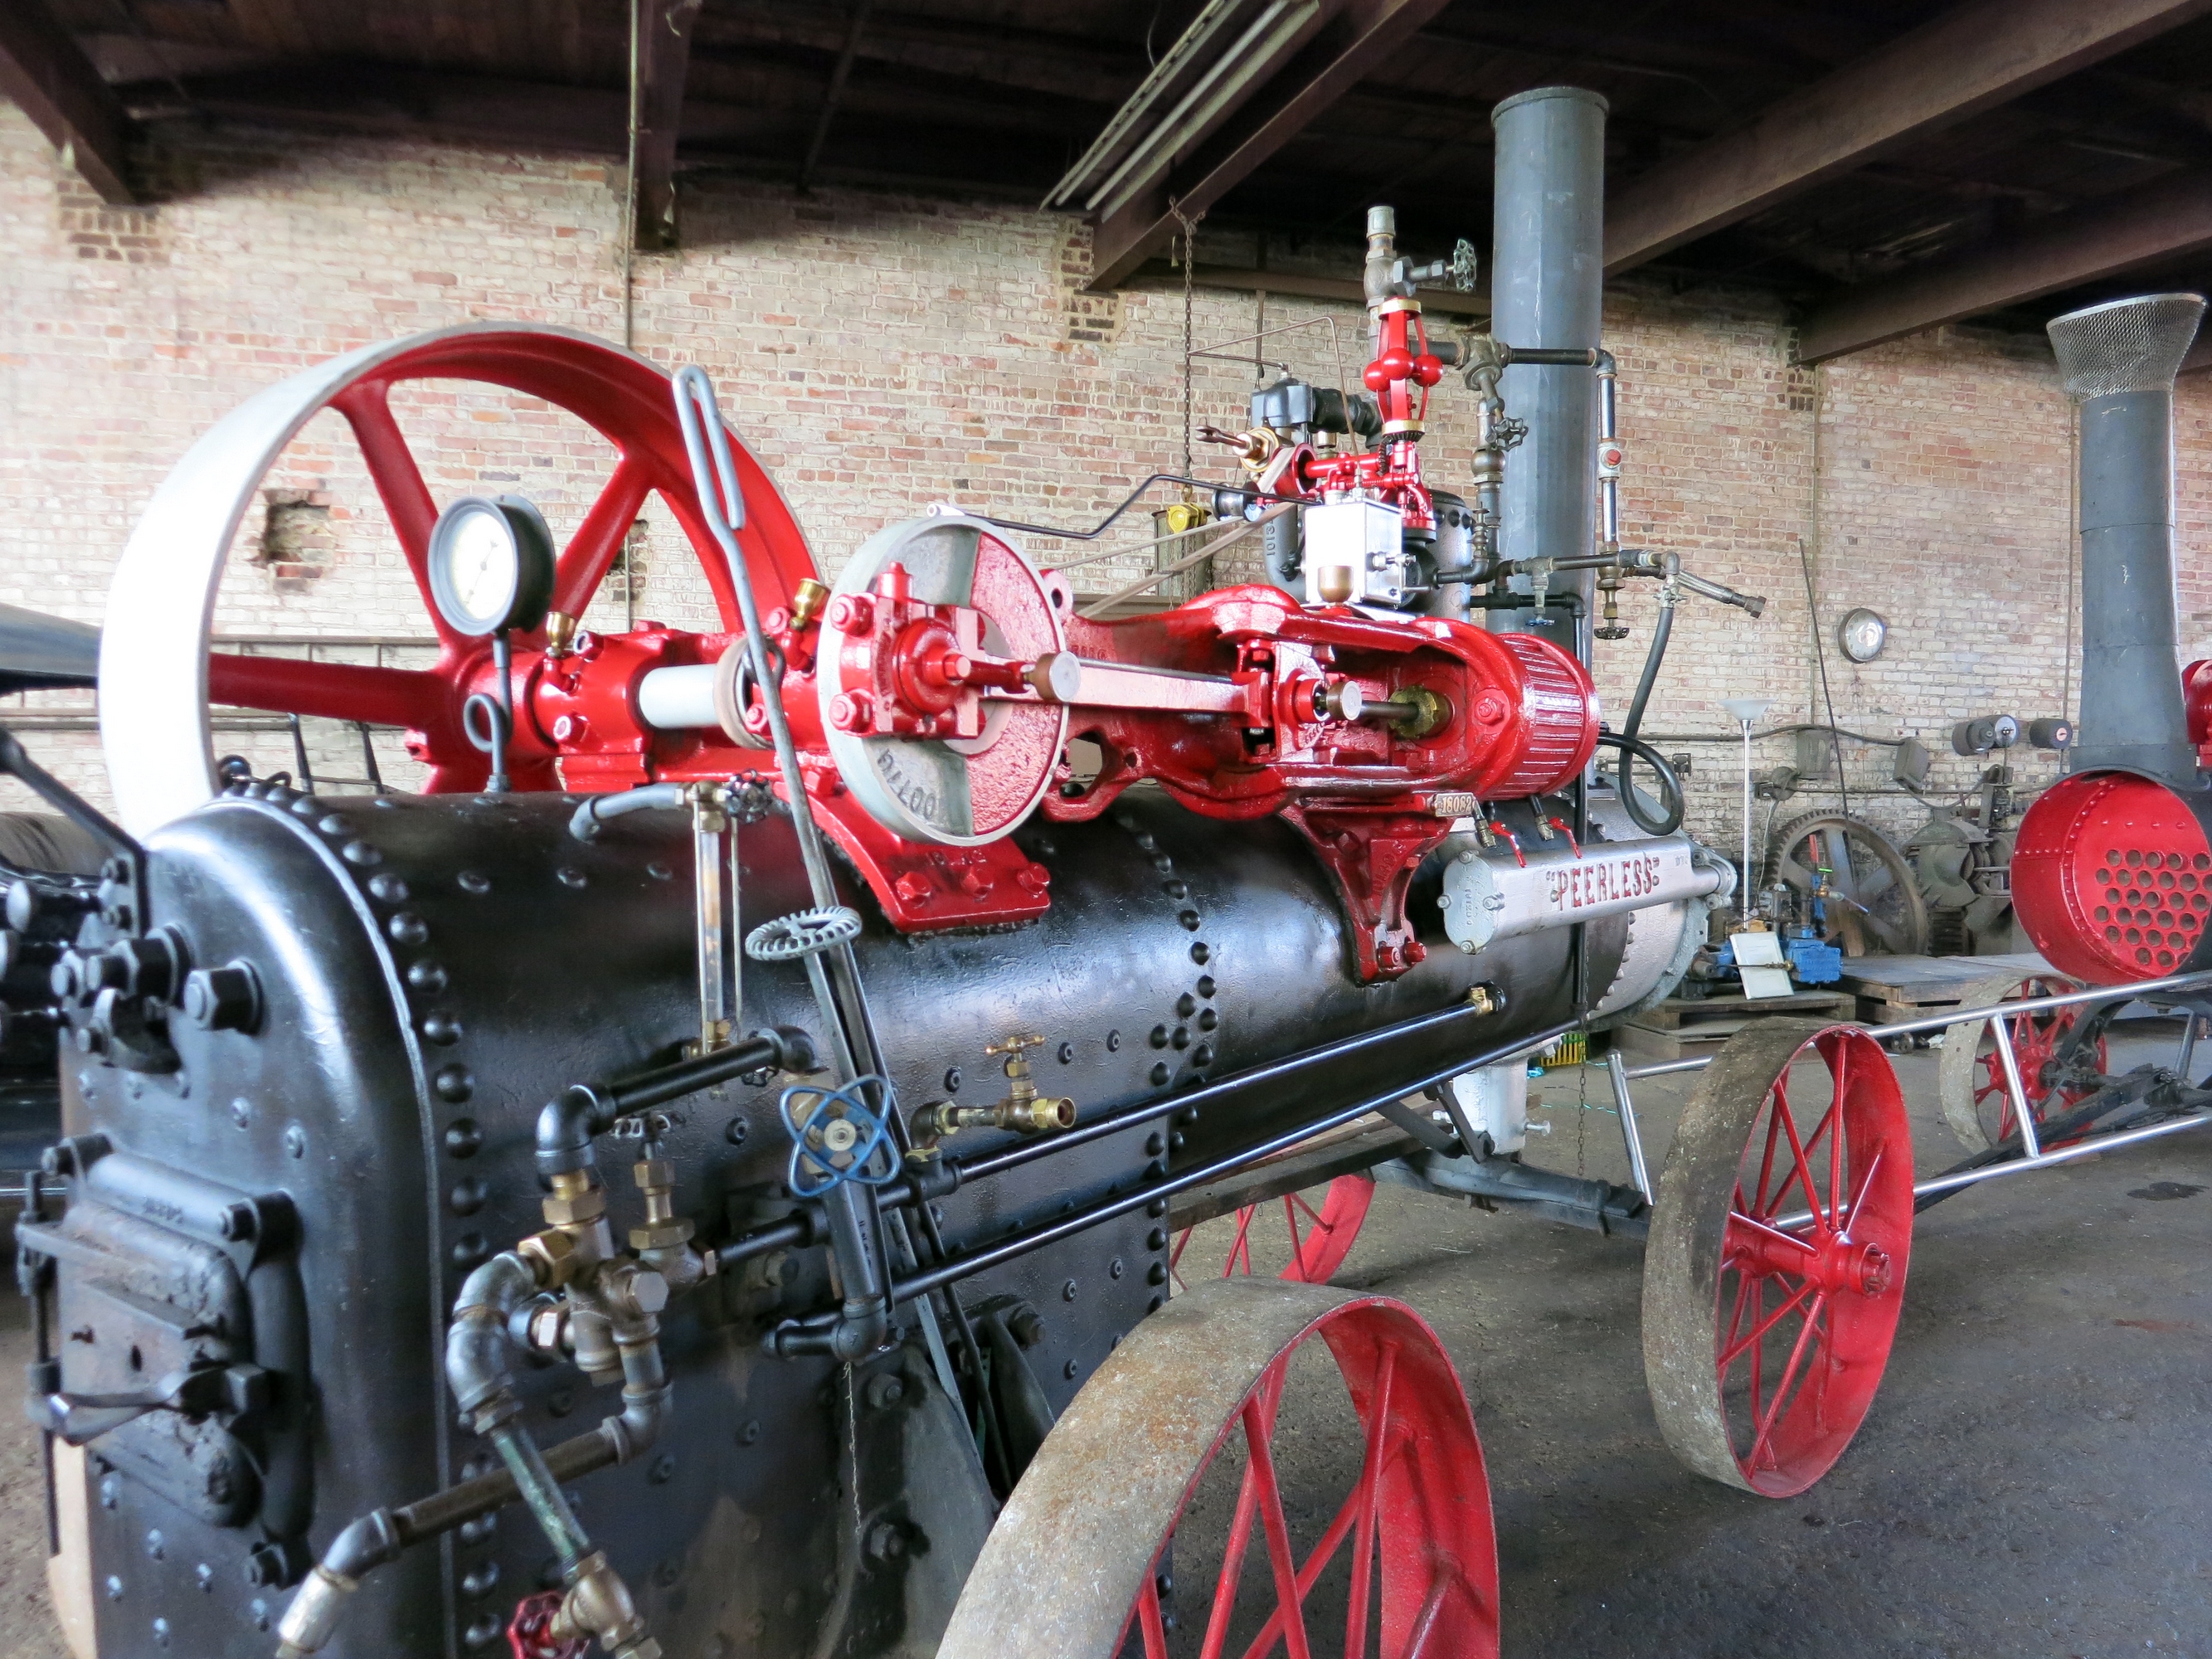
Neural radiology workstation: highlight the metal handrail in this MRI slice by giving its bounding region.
[1606,966,2212,1223]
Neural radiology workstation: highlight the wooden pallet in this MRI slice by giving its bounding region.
[1835,951,2052,1025]
[1612,987,1855,1063]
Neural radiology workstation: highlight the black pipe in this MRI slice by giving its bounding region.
[950,995,1499,1185]
[1596,732,1684,836]
[970,474,1228,542]
[891,1019,1577,1302]
[1615,601,1678,834]
[539,1026,812,1176]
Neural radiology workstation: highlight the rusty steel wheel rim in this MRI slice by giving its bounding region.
[1170,1175,1377,1291]
[941,1280,1498,1659]
[1644,1020,1914,1498]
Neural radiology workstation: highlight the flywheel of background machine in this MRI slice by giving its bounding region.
[1763,810,1928,958]
[816,513,1071,846]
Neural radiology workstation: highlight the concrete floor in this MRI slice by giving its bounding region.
[3,1027,2210,1657]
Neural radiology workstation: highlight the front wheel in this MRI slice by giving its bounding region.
[1642,1020,1914,1497]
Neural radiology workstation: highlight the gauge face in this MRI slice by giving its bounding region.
[428,496,555,636]
[1838,606,1888,663]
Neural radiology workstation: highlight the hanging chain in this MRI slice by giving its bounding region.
[844,1362,863,1549]
[1169,197,1206,496]
[1575,1055,1589,1179]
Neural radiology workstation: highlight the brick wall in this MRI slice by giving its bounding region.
[3,103,2191,888]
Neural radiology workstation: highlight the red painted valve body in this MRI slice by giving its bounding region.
[2012,768,2212,985]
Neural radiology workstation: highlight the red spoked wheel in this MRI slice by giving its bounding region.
[1643,1020,1914,1497]
[941,1280,1497,1659]
[1171,1175,1376,1291]
[1937,972,2109,1151]
[98,322,818,837]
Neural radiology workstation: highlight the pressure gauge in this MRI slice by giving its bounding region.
[1838,606,1887,664]
[426,495,556,637]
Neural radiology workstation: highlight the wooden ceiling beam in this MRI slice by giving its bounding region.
[1087,0,1454,291]
[0,0,139,203]
[1605,0,2212,276]
[630,0,703,250]
[1796,165,2212,362]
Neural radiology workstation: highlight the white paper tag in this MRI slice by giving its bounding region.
[1740,965,1796,1000]
[1730,928,1786,966]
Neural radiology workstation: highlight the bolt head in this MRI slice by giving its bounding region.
[183,963,260,1033]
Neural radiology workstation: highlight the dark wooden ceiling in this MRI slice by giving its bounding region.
[20,0,2212,358]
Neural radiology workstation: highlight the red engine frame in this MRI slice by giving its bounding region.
[193,326,1597,982]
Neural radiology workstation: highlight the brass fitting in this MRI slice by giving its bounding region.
[790,576,830,630]
[912,1034,1077,1149]
[598,1258,670,1321]
[518,1228,581,1288]
[544,611,580,658]
[1366,684,1451,740]
[551,1551,658,1659]
[628,1157,696,1253]
[1467,983,1502,1017]
[542,1170,608,1229]
[524,1301,569,1356]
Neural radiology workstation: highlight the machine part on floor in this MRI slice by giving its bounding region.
[937,1280,1498,1659]
[1641,1022,1914,1497]
[1936,972,2109,1152]
[1764,810,1929,958]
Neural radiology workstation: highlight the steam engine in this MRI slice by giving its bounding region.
[6,98,1746,1659]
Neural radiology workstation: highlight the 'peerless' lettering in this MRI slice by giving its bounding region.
[1544,852,1665,912]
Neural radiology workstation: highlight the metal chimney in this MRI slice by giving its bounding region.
[1489,85,1607,660]
[2047,293,2207,781]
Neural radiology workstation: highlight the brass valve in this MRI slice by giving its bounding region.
[910,1034,1077,1152]
[1196,424,1280,469]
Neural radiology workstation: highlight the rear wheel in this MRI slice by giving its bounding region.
[1643,1020,1914,1496]
[941,1279,1498,1659]
[1937,971,2107,1151]
[1171,1175,1377,1290]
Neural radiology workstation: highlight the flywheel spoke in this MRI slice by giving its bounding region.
[330,379,453,644]
[207,651,448,730]
[1718,1275,1816,1370]
[553,454,656,620]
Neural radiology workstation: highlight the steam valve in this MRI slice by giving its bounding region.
[910,1034,1077,1152]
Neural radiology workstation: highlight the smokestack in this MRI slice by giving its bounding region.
[2047,293,2206,781]
[1489,85,1607,660]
